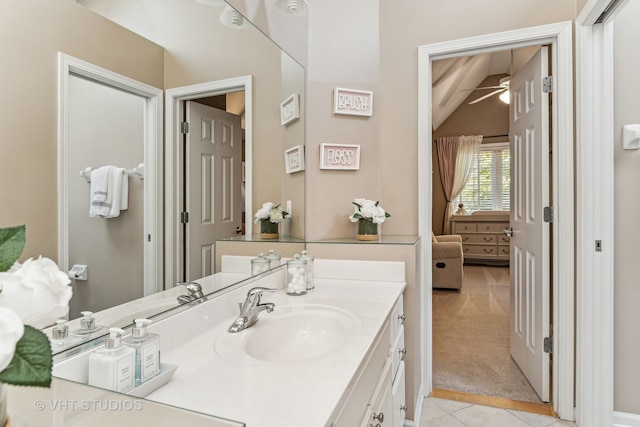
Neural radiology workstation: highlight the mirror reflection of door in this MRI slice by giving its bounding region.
[182,100,243,281]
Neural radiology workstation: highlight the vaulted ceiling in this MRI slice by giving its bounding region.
[432,47,539,130]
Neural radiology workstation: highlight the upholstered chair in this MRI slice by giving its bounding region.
[432,232,464,289]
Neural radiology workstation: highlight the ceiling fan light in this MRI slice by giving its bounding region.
[219,4,250,29]
[274,0,308,16]
[499,90,510,104]
[194,0,226,7]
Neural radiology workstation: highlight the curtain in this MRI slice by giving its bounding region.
[436,135,482,234]
[435,136,458,234]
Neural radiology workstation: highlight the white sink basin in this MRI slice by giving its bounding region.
[215,304,360,365]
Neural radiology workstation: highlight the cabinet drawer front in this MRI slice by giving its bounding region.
[391,328,405,381]
[478,222,508,233]
[498,246,510,256]
[391,297,404,343]
[453,222,477,233]
[463,245,498,256]
[461,234,497,244]
[392,362,406,427]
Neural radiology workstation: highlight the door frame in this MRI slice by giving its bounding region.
[57,53,164,297]
[417,21,575,420]
[165,76,253,288]
[575,1,622,425]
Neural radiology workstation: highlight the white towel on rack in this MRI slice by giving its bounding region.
[89,166,114,218]
[108,167,129,217]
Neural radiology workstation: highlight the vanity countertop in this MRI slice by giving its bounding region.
[145,278,405,427]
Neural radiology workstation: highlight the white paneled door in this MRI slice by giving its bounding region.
[186,101,242,280]
[509,46,551,402]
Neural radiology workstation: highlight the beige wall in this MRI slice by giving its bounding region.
[0,0,164,261]
[431,74,510,235]
[613,0,640,415]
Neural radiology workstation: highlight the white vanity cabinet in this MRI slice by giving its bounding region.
[331,294,406,427]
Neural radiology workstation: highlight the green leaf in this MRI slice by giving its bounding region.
[0,225,26,272]
[0,326,52,387]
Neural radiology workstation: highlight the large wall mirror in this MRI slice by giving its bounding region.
[49,0,306,350]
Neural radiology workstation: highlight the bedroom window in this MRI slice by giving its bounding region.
[456,143,510,211]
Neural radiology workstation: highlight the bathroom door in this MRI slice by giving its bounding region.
[185,101,243,280]
[509,46,551,402]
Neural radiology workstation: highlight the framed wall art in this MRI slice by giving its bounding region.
[280,93,300,126]
[320,143,361,170]
[284,145,305,173]
[333,87,373,117]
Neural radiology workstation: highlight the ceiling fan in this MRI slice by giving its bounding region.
[466,50,513,105]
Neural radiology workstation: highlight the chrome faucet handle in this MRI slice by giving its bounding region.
[247,286,276,305]
[177,281,204,299]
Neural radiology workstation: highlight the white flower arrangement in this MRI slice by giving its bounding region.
[0,225,72,388]
[254,202,290,224]
[348,198,391,224]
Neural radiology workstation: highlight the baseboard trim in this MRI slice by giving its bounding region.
[614,411,640,427]
[430,388,556,417]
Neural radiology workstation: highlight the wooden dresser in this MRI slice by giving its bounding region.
[451,213,510,265]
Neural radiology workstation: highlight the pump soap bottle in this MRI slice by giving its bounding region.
[123,318,161,386]
[88,327,135,393]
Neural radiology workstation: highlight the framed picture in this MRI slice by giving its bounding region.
[280,93,300,126]
[333,88,373,117]
[284,145,305,173]
[320,143,361,170]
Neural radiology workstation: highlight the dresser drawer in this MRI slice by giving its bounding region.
[463,245,498,256]
[461,234,497,244]
[498,246,510,256]
[499,235,511,244]
[453,222,477,233]
[477,222,507,233]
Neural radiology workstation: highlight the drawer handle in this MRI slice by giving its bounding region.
[373,412,384,423]
[463,248,469,252]
[370,424,381,427]
[399,347,407,358]
[462,237,469,241]
[397,313,405,324]
[483,237,492,241]
[483,248,494,253]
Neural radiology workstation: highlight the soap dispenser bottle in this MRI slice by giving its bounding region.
[71,311,103,335]
[123,318,161,386]
[88,327,135,393]
[50,319,83,349]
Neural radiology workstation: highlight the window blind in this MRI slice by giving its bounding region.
[456,144,510,211]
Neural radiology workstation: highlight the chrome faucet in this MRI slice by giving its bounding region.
[228,287,276,333]
[177,281,207,304]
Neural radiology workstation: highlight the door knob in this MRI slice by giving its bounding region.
[503,228,514,237]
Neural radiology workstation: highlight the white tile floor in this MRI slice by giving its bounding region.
[421,397,577,427]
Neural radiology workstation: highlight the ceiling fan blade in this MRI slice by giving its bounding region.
[460,85,504,92]
[468,87,507,105]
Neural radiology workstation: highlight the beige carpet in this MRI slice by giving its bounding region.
[432,265,542,403]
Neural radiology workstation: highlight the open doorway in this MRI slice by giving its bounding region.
[165,76,253,289]
[430,47,548,405]
[417,21,575,421]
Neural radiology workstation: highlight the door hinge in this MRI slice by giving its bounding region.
[543,76,553,93]
[180,121,190,134]
[543,206,553,223]
[544,337,553,354]
[180,211,189,224]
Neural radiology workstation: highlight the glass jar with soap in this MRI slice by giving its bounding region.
[285,255,307,295]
